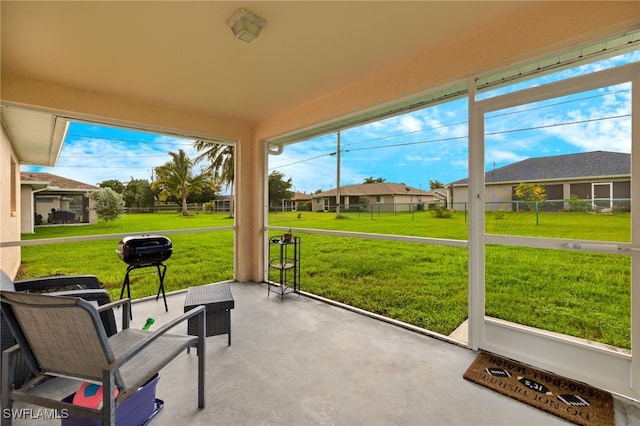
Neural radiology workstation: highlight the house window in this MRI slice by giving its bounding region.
[376,196,383,203]
[569,183,591,199]
[542,184,563,211]
[544,184,563,201]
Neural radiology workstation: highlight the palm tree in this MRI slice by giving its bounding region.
[193,140,234,216]
[152,149,212,216]
[363,177,386,184]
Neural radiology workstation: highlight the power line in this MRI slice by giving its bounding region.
[486,113,629,136]
[269,152,336,170]
[271,112,630,170]
[341,88,630,149]
[67,87,632,170]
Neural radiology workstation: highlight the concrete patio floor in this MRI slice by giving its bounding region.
[8,281,640,425]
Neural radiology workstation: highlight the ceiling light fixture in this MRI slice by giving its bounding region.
[226,8,266,44]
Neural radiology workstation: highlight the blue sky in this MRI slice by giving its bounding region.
[22,51,638,194]
[25,123,198,186]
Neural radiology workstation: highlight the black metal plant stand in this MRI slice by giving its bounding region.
[268,235,300,300]
[119,261,168,313]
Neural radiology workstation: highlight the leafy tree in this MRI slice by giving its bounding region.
[98,179,125,194]
[188,185,220,204]
[269,171,293,207]
[514,182,546,211]
[193,141,234,216]
[363,177,385,184]
[152,149,213,216]
[88,187,125,226]
[123,178,155,211]
[429,180,445,189]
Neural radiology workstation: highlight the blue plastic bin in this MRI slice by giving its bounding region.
[62,374,162,426]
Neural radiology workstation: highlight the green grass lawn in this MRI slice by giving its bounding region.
[20,212,235,300]
[20,209,631,349]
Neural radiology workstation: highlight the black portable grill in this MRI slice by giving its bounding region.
[116,235,173,265]
[117,235,173,313]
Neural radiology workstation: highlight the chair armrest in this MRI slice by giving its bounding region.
[14,275,103,293]
[2,343,22,388]
[151,305,205,336]
[113,305,205,368]
[97,298,131,331]
[96,298,130,312]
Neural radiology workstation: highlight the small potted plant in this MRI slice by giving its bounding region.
[282,228,293,243]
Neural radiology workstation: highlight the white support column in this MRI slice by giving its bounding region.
[336,132,341,217]
[467,78,485,350]
[630,73,640,395]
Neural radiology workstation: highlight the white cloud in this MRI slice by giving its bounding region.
[449,159,469,173]
[404,154,442,163]
[398,115,423,133]
[486,149,526,165]
[537,85,631,153]
[22,130,197,186]
[34,53,635,191]
[268,137,341,192]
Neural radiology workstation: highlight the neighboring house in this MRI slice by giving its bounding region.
[209,195,234,213]
[449,151,631,212]
[20,172,99,233]
[311,182,445,212]
[291,192,313,211]
[275,192,313,212]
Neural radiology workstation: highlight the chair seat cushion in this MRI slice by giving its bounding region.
[109,329,197,396]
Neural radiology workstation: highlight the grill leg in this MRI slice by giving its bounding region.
[119,271,129,300]
[120,265,134,320]
[155,262,168,312]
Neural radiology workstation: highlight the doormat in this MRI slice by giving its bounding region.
[463,352,614,426]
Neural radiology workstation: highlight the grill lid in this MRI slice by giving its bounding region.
[116,235,173,265]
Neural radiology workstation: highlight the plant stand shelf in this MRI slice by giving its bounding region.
[268,236,300,300]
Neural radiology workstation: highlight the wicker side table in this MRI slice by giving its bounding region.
[184,282,234,346]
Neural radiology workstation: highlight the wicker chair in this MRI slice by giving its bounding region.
[0,269,116,389]
[0,291,206,426]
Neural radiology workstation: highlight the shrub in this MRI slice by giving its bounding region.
[494,209,505,220]
[432,206,452,218]
[87,188,125,226]
[566,195,588,212]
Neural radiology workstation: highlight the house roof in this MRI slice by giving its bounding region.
[293,192,312,202]
[451,151,631,186]
[20,172,99,192]
[314,183,433,198]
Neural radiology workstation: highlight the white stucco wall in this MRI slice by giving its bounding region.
[485,185,516,212]
[0,123,21,277]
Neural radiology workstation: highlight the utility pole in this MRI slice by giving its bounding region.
[336,131,341,217]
